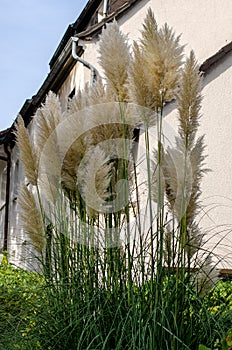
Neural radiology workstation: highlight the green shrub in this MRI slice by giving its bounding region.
[205,280,232,314]
[0,254,45,349]
[198,281,232,349]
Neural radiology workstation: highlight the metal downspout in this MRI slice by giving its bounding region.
[71,37,99,83]
[3,144,11,252]
[103,0,108,17]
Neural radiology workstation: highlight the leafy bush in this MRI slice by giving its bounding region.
[205,280,232,314]
[198,281,232,349]
[0,253,45,349]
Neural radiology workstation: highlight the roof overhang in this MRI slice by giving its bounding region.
[1,0,232,146]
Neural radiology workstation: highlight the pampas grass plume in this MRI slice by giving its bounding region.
[140,8,183,108]
[67,84,91,114]
[98,20,130,101]
[177,51,202,149]
[15,115,38,186]
[18,184,44,254]
[78,145,112,218]
[34,91,61,158]
[128,42,155,110]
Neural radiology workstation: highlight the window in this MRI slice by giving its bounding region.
[68,88,76,100]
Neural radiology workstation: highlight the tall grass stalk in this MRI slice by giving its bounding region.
[14,9,228,350]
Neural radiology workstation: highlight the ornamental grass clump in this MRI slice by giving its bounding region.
[14,8,227,350]
[98,20,130,101]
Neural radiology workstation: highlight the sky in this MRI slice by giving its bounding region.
[0,0,88,131]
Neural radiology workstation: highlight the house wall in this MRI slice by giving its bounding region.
[58,59,91,109]
[119,0,232,62]
[4,144,34,269]
[2,0,232,268]
[199,53,232,268]
[0,157,7,250]
[161,52,232,268]
[73,0,232,267]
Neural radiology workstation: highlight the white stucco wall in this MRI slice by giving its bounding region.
[58,58,91,109]
[161,53,232,268]
[199,54,232,267]
[119,0,232,63]
[3,0,232,269]
[73,0,232,99]
[77,0,232,267]
[6,145,30,269]
[0,158,6,249]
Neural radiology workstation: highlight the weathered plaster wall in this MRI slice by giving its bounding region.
[199,54,232,267]
[161,52,232,268]
[4,0,232,268]
[0,157,6,249]
[119,0,232,63]
[58,59,90,109]
[80,0,232,267]
[6,144,30,269]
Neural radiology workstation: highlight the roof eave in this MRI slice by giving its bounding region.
[1,0,232,145]
[49,0,102,69]
[0,42,83,146]
[77,0,141,39]
[200,41,232,73]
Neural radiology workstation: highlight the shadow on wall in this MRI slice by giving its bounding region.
[161,50,232,118]
[202,50,232,87]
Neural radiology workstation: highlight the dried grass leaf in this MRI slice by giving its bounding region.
[15,116,38,186]
[18,184,44,254]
